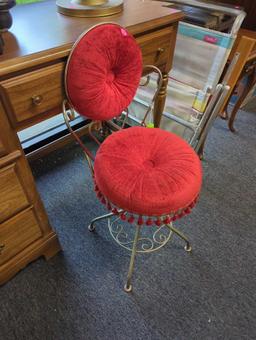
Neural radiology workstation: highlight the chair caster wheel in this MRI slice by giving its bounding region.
[88,224,95,232]
[184,244,192,252]
[124,284,132,293]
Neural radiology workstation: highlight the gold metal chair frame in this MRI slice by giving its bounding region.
[62,65,192,293]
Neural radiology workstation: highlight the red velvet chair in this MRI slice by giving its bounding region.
[63,23,202,292]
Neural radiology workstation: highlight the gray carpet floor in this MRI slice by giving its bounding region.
[1,109,256,340]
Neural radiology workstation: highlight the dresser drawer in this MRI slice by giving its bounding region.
[0,163,29,223]
[137,27,174,68]
[0,63,64,125]
[0,208,42,265]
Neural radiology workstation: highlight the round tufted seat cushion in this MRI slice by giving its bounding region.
[94,127,202,224]
[65,23,142,121]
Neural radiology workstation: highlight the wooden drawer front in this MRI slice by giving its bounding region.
[137,27,174,68]
[0,163,29,223]
[0,63,64,124]
[0,208,42,265]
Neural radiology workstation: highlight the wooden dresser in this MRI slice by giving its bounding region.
[0,0,183,284]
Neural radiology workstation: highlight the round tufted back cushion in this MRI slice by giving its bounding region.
[65,23,143,121]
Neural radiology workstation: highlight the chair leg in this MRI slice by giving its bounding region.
[167,224,192,252]
[88,212,116,231]
[124,225,141,293]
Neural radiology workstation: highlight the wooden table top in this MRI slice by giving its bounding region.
[233,28,256,58]
[227,28,256,65]
[0,0,182,68]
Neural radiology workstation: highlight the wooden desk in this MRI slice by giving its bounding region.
[0,0,183,284]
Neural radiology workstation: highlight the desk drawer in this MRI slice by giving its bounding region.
[0,207,42,265]
[0,63,64,125]
[137,27,174,68]
[0,163,29,224]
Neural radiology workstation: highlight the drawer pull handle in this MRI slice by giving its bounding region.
[157,47,165,54]
[32,95,43,106]
[0,244,5,255]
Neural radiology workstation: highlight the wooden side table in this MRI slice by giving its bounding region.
[221,29,256,132]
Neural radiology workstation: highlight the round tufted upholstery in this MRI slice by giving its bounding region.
[94,127,202,220]
[65,23,142,121]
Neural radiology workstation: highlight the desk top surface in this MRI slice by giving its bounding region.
[0,0,182,67]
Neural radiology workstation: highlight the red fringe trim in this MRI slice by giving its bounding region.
[93,179,199,226]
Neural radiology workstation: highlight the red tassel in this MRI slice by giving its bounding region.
[163,216,171,224]
[146,218,153,226]
[155,219,162,226]
[107,203,112,210]
[112,208,118,215]
[190,201,195,209]
[184,208,191,214]
[172,215,177,221]
[97,192,102,199]
[128,215,135,224]
[138,216,144,225]
[101,197,106,204]
[178,211,186,218]
[120,213,126,221]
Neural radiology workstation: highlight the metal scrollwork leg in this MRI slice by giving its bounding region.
[124,225,141,293]
[88,212,116,232]
[167,224,192,252]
